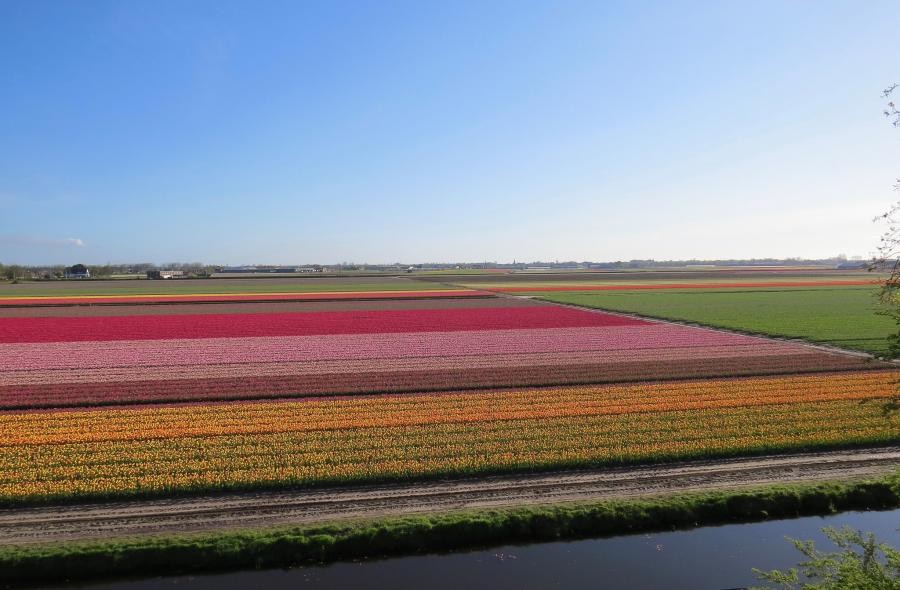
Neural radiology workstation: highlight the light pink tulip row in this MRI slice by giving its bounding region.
[0,342,808,386]
[2,325,790,371]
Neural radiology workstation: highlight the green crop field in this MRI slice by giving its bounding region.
[535,287,896,355]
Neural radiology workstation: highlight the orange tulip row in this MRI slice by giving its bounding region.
[2,370,894,447]
[0,372,896,503]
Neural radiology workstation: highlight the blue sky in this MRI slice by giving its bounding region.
[2,0,899,265]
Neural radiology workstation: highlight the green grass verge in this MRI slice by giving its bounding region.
[535,287,895,355]
[3,472,898,584]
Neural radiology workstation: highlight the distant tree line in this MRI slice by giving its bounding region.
[0,257,874,282]
[0,262,219,281]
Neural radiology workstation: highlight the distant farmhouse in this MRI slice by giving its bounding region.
[147,270,185,280]
[64,264,90,279]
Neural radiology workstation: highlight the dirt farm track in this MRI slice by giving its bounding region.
[2,446,897,546]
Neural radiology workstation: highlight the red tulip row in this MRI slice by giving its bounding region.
[0,306,647,343]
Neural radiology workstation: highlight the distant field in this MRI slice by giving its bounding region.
[534,287,895,355]
[455,273,881,291]
[0,277,457,298]
[442,269,879,284]
[0,277,485,306]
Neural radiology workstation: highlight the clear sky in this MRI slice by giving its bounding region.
[2,0,899,265]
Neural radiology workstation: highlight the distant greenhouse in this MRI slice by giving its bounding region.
[217,266,310,273]
[147,270,185,279]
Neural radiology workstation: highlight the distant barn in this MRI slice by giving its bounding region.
[64,265,90,279]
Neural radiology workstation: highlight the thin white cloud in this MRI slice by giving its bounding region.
[0,235,87,248]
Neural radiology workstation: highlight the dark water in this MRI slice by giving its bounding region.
[43,509,900,590]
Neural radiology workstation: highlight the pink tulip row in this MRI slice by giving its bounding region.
[0,343,808,386]
[2,325,775,371]
[0,352,872,410]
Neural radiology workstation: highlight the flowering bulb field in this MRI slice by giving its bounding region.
[0,306,645,342]
[0,310,874,409]
[1,371,896,503]
[0,279,896,505]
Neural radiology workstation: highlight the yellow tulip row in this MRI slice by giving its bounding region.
[2,371,894,447]
[1,395,895,502]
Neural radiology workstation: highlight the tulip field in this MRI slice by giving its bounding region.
[0,277,897,505]
[445,269,896,354]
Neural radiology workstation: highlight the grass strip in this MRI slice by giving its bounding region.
[534,288,895,355]
[2,472,898,584]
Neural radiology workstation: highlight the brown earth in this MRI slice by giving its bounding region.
[1,446,896,546]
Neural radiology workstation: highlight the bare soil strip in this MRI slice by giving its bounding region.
[1,447,896,546]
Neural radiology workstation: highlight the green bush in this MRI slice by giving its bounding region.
[753,526,900,589]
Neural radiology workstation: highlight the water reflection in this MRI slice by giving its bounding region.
[46,509,900,590]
